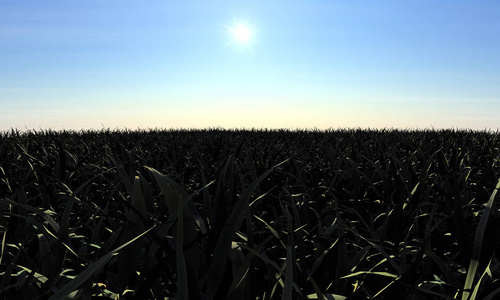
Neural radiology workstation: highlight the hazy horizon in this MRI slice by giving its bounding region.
[2,1,499,131]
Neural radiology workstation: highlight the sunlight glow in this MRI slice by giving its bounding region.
[232,24,251,43]
[223,18,254,49]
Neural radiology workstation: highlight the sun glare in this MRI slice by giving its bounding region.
[223,18,254,49]
[233,25,251,43]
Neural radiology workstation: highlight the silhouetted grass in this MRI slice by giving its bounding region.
[1,128,499,299]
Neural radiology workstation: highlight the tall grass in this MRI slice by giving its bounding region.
[0,128,499,299]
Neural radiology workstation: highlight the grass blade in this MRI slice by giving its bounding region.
[462,178,500,300]
[48,226,154,300]
[175,185,189,300]
[206,159,289,300]
[282,245,294,300]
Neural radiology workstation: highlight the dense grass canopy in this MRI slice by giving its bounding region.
[1,128,499,299]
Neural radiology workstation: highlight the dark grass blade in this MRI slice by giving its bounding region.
[462,178,500,300]
[48,226,155,300]
[282,245,294,300]
[175,185,189,300]
[205,159,289,300]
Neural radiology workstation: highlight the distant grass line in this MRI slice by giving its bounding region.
[1,128,499,299]
[1,126,499,137]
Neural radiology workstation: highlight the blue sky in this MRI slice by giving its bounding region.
[1,0,499,131]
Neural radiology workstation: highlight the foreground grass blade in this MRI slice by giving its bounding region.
[206,159,289,300]
[307,294,347,300]
[282,245,294,300]
[48,226,155,300]
[175,186,189,300]
[470,259,492,300]
[1,198,60,233]
[0,228,5,266]
[462,178,500,300]
[114,175,147,291]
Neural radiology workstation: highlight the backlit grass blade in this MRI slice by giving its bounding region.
[341,271,399,279]
[16,265,49,287]
[239,243,282,273]
[347,226,403,276]
[425,251,462,290]
[253,215,286,247]
[48,226,155,300]
[0,228,5,266]
[1,197,60,233]
[306,293,347,300]
[5,212,79,260]
[470,258,492,300]
[226,235,275,298]
[462,178,500,300]
[307,276,327,300]
[0,243,21,291]
[226,243,252,297]
[130,175,148,221]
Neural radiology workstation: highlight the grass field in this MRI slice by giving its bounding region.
[1,128,499,299]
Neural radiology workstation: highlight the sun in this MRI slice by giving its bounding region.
[232,24,251,43]
[223,18,255,49]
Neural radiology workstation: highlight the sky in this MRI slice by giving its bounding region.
[1,0,500,131]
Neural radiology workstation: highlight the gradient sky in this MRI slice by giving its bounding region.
[1,0,500,131]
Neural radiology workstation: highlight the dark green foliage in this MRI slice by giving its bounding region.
[0,127,499,299]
